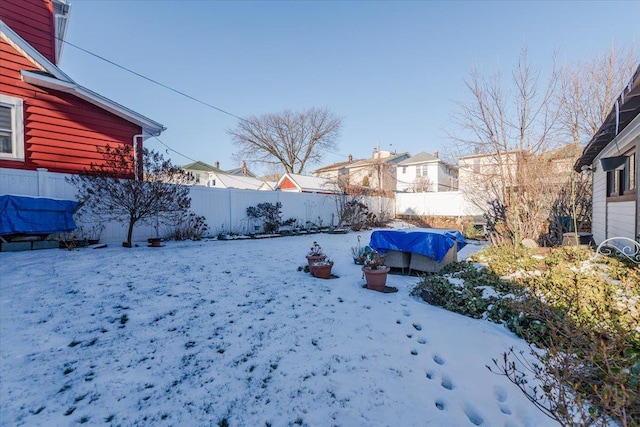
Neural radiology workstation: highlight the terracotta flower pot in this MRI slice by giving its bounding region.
[148,238,162,247]
[311,262,333,279]
[362,266,390,292]
[306,254,327,268]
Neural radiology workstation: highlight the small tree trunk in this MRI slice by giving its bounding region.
[125,218,136,247]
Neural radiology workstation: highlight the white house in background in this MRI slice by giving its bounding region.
[181,161,221,186]
[206,171,272,191]
[396,151,458,192]
[574,65,640,244]
[275,173,341,194]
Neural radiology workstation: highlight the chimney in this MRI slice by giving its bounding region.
[348,154,353,163]
[215,161,220,169]
[434,150,439,158]
[242,161,247,176]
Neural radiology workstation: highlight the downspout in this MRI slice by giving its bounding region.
[132,134,148,181]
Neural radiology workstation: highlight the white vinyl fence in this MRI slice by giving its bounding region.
[1,168,394,244]
[395,191,483,217]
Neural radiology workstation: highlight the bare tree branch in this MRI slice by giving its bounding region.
[228,107,343,174]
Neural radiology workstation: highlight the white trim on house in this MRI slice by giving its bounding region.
[0,94,24,161]
[20,71,165,136]
[1,19,165,136]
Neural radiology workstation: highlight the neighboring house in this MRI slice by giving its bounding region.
[396,151,458,192]
[275,173,341,194]
[312,155,359,186]
[574,65,640,244]
[0,0,165,180]
[207,171,272,191]
[225,161,257,178]
[457,150,522,194]
[312,149,410,193]
[181,161,221,185]
[181,160,259,187]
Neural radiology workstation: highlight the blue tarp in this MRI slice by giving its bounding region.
[0,195,79,236]
[369,228,467,263]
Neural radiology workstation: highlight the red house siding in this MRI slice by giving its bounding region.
[0,0,57,64]
[0,37,142,175]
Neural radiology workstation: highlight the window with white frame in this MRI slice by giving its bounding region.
[0,94,25,160]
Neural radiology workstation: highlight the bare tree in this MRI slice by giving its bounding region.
[67,144,195,247]
[450,47,561,246]
[557,43,638,145]
[228,107,343,174]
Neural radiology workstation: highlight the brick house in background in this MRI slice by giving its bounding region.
[0,0,164,181]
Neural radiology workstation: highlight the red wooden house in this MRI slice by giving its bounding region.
[0,0,164,178]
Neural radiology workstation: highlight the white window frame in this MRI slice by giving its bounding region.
[0,94,25,161]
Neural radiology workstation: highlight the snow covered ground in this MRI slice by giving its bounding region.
[0,228,558,426]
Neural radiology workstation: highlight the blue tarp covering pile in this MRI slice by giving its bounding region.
[369,228,467,263]
[0,195,79,236]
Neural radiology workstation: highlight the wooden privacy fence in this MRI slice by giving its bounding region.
[1,168,394,244]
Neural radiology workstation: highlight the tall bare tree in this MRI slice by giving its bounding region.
[450,47,561,245]
[228,107,343,174]
[557,43,638,145]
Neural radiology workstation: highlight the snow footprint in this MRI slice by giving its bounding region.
[440,374,455,391]
[462,403,485,426]
[494,385,512,415]
[434,399,446,411]
[432,353,445,365]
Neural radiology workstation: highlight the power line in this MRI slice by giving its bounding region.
[150,137,199,164]
[58,39,350,160]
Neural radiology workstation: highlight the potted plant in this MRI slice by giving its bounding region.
[306,241,327,268]
[148,237,162,247]
[310,258,334,279]
[350,235,370,265]
[362,249,390,292]
[86,223,105,245]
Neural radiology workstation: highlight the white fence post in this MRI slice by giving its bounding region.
[37,168,49,197]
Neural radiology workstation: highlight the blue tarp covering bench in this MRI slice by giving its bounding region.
[0,195,79,237]
[370,228,467,273]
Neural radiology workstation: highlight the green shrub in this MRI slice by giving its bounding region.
[413,246,640,425]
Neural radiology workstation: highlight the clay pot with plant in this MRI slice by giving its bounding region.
[306,241,327,267]
[361,249,390,292]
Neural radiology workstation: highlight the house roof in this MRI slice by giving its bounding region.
[0,19,165,136]
[349,152,410,168]
[276,173,341,193]
[181,161,220,172]
[574,65,640,172]
[225,167,257,178]
[313,158,360,174]
[211,172,267,190]
[397,152,439,165]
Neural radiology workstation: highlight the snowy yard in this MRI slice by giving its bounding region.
[0,230,557,426]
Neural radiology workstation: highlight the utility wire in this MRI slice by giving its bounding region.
[61,39,248,122]
[151,137,199,164]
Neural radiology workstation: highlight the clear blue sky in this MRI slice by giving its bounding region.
[60,0,639,174]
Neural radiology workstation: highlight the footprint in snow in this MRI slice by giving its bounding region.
[440,374,454,391]
[425,370,435,380]
[403,309,411,317]
[412,323,422,331]
[432,354,445,365]
[493,385,507,402]
[434,399,446,411]
[462,403,485,426]
[417,337,427,345]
